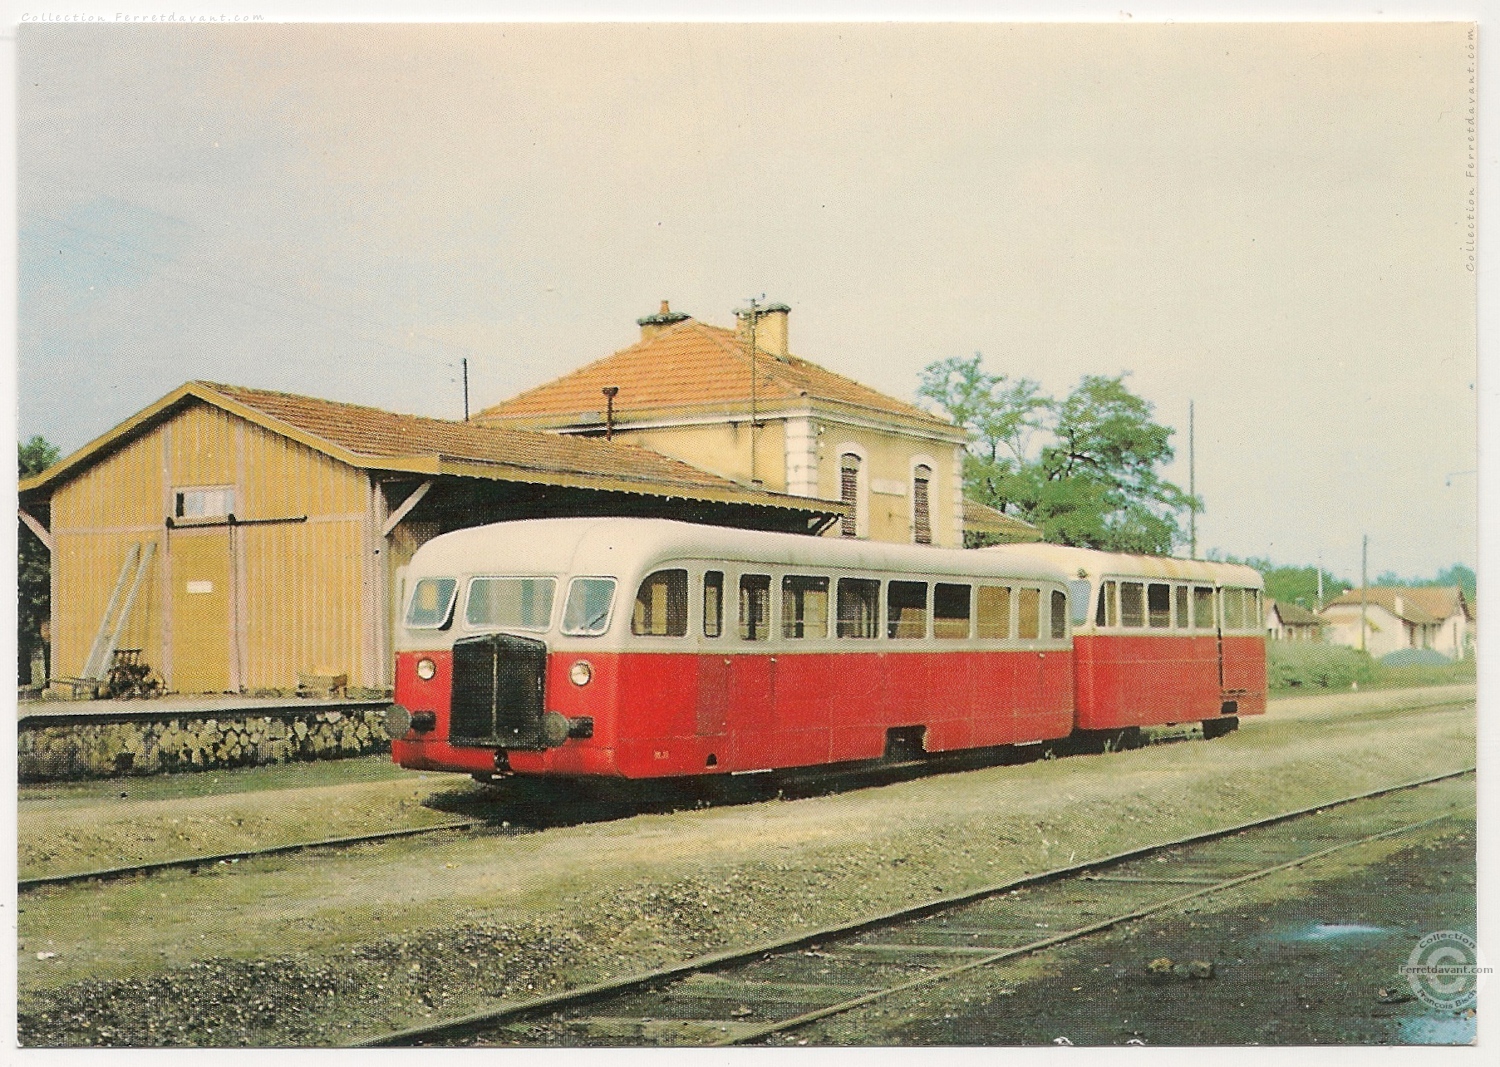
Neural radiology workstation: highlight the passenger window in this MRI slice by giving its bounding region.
[1148,583,1171,628]
[886,581,929,639]
[1175,586,1190,629]
[632,569,688,636]
[1018,588,1040,639]
[703,571,724,638]
[977,585,1011,639]
[782,575,830,639]
[561,577,616,636]
[934,583,971,639]
[467,576,556,630]
[1224,587,1244,630]
[1250,589,1263,628]
[1051,589,1067,640]
[1194,586,1216,629]
[837,578,880,638]
[1096,580,1118,628]
[1120,582,1145,627]
[406,577,458,629]
[739,574,772,641]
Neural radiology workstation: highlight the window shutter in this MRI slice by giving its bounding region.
[839,454,860,537]
[913,465,932,544]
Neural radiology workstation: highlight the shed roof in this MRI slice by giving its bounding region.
[475,314,961,437]
[962,498,1042,542]
[1268,599,1323,626]
[18,381,845,521]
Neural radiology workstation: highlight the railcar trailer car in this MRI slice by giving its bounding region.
[984,543,1267,741]
[386,517,1080,780]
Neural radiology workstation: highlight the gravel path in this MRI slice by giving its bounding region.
[16,687,1475,1046]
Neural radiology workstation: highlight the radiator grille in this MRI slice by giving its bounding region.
[449,633,548,749]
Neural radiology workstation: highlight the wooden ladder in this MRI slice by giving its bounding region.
[80,541,157,682]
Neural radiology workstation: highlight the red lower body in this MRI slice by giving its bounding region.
[392,647,1075,779]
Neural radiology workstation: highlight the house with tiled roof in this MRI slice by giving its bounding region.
[1264,599,1324,642]
[1317,587,1470,659]
[477,302,975,548]
[19,381,842,693]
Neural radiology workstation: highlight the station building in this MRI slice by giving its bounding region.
[477,302,1037,549]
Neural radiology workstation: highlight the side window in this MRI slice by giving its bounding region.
[1018,588,1040,640]
[1096,580,1118,628]
[1051,589,1068,640]
[1175,585,1190,629]
[739,574,772,641]
[1250,589,1263,629]
[887,581,929,639]
[1120,582,1145,627]
[703,571,724,638]
[977,585,1011,639]
[406,577,458,629]
[632,569,688,636]
[1147,583,1171,628]
[934,583,971,639]
[1194,586,1216,629]
[561,577,616,636]
[782,575,830,639]
[836,578,880,638]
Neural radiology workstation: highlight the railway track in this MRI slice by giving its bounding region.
[354,766,1474,1048]
[16,820,481,893]
[18,693,1472,896]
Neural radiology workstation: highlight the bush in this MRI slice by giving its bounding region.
[1268,643,1377,691]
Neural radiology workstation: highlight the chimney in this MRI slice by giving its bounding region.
[1394,593,1404,617]
[734,301,790,358]
[636,300,690,342]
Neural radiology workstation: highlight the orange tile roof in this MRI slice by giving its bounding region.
[20,381,844,518]
[476,316,958,433]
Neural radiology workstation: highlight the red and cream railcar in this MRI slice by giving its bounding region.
[984,543,1266,739]
[387,517,1078,779]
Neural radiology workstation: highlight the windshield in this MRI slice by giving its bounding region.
[561,577,617,636]
[405,577,458,629]
[465,576,556,630]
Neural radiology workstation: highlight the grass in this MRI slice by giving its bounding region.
[1268,642,1475,694]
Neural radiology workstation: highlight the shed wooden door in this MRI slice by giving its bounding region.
[170,529,233,692]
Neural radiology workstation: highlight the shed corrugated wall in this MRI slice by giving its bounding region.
[50,402,381,693]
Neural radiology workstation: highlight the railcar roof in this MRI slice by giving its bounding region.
[980,542,1264,588]
[407,517,1071,583]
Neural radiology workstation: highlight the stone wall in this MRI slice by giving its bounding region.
[18,705,392,782]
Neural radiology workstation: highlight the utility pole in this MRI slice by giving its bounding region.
[1188,399,1196,560]
[1316,550,1324,611]
[462,357,470,422]
[1360,535,1369,653]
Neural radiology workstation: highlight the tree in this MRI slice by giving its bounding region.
[920,357,1195,554]
[18,436,59,683]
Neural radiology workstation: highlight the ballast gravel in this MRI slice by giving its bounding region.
[15,688,1476,1047]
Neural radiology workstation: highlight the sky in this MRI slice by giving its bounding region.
[13,12,1482,583]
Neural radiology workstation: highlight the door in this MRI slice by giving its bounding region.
[170,528,234,692]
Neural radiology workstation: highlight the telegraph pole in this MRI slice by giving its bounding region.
[739,295,764,486]
[1188,399,1196,559]
[462,357,470,422]
[1360,535,1369,653]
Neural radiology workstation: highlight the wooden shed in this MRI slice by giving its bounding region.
[19,382,842,694]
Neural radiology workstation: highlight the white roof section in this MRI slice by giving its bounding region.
[408,517,1073,585]
[981,542,1264,589]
